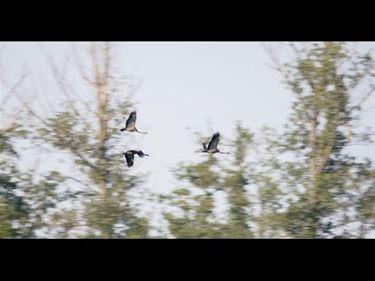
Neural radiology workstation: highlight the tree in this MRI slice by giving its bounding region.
[0,120,66,238]
[0,124,29,238]
[162,123,254,238]
[220,124,254,237]
[1,57,67,238]
[253,42,375,238]
[12,43,150,238]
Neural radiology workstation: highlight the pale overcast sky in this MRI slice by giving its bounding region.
[1,42,295,190]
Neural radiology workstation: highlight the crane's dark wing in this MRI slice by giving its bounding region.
[207,132,220,150]
[125,111,137,129]
[124,151,135,167]
[135,150,149,158]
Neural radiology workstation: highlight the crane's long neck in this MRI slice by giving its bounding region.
[135,128,148,134]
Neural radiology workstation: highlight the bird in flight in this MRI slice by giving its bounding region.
[120,111,148,134]
[200,132,230,154]
[123,150,149,167]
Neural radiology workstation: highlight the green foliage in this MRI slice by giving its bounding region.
[0,125,67,238]
[163,43,375,239]
[0,126,30,238]
[163,124,254,238]
[1,43,151,238]
[37,88,149,237]
[253,42,375,238]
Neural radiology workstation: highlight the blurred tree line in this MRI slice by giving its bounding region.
[1,42,374,238]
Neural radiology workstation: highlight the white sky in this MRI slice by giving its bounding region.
[1,42,294,188]
[1,42,375,236]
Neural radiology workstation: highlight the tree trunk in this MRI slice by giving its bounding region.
[91,43,111,238]
[308,115,318,238]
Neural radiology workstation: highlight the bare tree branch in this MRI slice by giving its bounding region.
[355,84,375,109]
[0,72,30,108]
